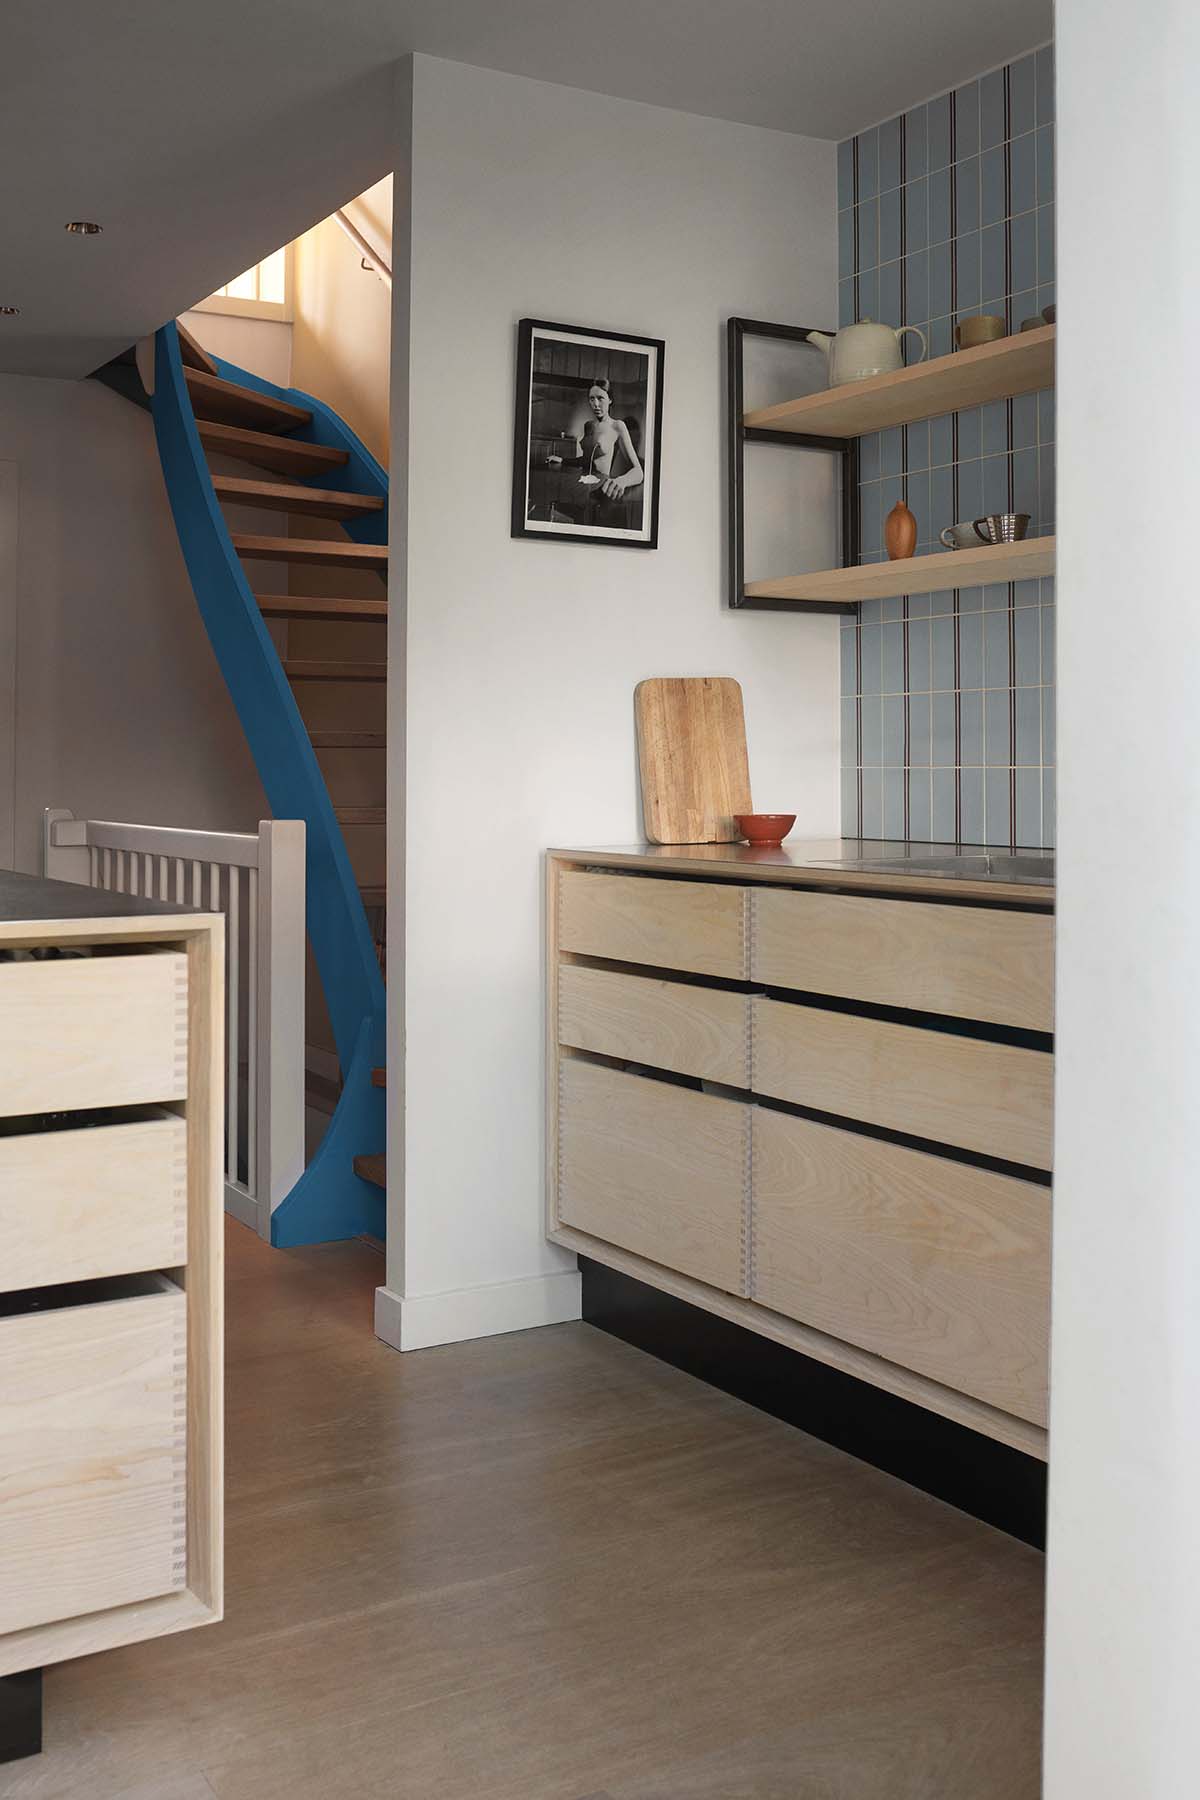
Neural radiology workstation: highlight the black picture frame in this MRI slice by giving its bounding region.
[511,317,664,549]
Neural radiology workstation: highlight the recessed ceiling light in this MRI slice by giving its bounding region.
[65,220,102,236]
[0,305,19,316]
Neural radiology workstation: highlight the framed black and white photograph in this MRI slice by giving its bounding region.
[512,318,664,549]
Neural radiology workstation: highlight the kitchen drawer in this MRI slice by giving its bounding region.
[0,1111,188,1293]
[558,963,750,1087]
[0,1274,187,1635]
[752,1109,1050,1425]
[752,888,1053,1032]
[558,871,748,980]
[0,951,189,1116]
[751,996,1053,1169]
[558,1057,749,1293]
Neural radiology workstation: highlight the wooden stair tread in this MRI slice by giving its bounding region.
[257,594,388,622]
[358,885,386,907]
[176,321,218,376]
[371,1067,386,1088]
[309,730,386,748]
[334,806,385,824]
[354,1153,385,1190]
[232,533,388,572]
[212,474,384,521]
[198,419,348,478]
[186,366,311,434]
[284,660,386,682]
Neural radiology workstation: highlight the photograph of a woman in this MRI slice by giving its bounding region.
[512,319,664,548]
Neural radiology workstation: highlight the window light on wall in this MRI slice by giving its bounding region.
[194,245,292,320]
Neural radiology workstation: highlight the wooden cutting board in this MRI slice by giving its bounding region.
[635,677,752,844]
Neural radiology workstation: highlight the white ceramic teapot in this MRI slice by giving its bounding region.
[806,319,928,387]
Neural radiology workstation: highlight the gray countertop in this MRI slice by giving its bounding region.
[0,867,200,925]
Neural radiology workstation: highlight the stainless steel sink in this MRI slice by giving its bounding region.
[814,852,1055,886]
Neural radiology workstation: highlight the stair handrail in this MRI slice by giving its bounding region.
[333,208,392,288]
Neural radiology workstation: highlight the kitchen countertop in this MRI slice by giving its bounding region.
[0,867,200,925]
[549,840,1055,905]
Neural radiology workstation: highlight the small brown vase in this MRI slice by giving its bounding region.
[885,500,917,561]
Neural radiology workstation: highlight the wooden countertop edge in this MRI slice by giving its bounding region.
[546,848,1054,907]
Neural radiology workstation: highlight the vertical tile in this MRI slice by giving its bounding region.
[840,696,859,762]
[857,125,880,199]
[959,687,984,763]
[907,589,933,619]
[928,164,952,247]
[860,621,883,695]
[855,196,879,271]
[1013,447,1038,525]
[1036,123,1055,206]
[880,426,904,478]
[882,621,906,693]
[857,265,879,320]
[907,616,931,691]
[981,223,1006,309]
[909,692,932,763]
[882,695,906,763]
[1036,43,1056,128]
[955,455,984,525]
[984,688,1011,766]
[906,419,930,472]
[983,581,1011,612]
[957,406,983,462]
[905,104,928,179]
[981,145,1007,226]
[1041,604,1056,685]
[1037,202,1056,283]
[929,239,952,318]
[1010,129,1037,215]
[906,471,931,545]
[838,137,856,210]
[954,156,980,236]
[929,413,954,469]
[908,769,933,839]
[883,767,906,838]
[985,768,1012,846]
[956,584,985,614]
[955,230,981,309]
[1041,685,1056,767]
[881,593,904,625]
[878,259,901,329]
[984,607,1013,686]
[954,82,981,160]
[960,766,986,844]
[879,187,902,265]
[841,765,860,837]
[839,276,856,327]
[929,312,953,359]
[1016,686,1042,765]
[861,696,883,765]
[1015,768,1042,848]
[932,692,956,762]
[930,462,954,538]
[981,452,1010,513]
[840,622,859,694]
[932,767,958,841]
[860,479,882,557]
[1011,210,1037,296]
[1041,767,1056,847]
[931,614,956,690]
[881,115,904,191]
[1038,445,1056,531]
[1038,387,1056,447]
[928,92,952,171]
[859,430,881,482]
[981,399,1008,456]
[838,206,855,279]
[904,248,929,327]
[980,69,1006,150]
[1009,53,1037,137]
[959,610,985,690]
[904,176,929,254]
[1012,392,1038,449]
[860,766,883,838]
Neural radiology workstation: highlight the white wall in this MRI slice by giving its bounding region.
[378,55,839,1350]
[1043,7,1200,1795]
[179,311,293,388]
[292,177,392,466]
[0,373,265,873]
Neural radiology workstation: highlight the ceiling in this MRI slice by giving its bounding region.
[0,0,1052,378]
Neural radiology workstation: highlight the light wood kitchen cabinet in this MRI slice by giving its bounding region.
[548,846,1054,1458]
[0,872,223,1679]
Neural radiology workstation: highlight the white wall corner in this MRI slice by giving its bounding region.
[374,1266,581,1353]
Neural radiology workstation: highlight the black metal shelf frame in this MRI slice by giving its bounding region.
[726,316,861,614]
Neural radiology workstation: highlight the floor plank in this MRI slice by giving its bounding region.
[0,1222,1043,1799]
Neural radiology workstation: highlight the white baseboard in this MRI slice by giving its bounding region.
[374,1267,581,1351]
[224,1182,264,1237]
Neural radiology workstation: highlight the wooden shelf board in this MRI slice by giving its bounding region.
[744,536,1055,606]
[743,326,1054,438]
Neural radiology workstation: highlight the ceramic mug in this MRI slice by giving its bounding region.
[955,313,1006,349]
[940,521,980,550]
[973,512,1030,544]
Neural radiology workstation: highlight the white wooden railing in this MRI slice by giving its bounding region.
[44,808,306,1240]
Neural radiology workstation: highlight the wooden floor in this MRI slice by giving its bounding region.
[1,1221,1044,1799]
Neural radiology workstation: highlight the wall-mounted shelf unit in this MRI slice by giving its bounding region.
[743,325,1055,440]
[745,535,1056,611]
[729,318,1057,613]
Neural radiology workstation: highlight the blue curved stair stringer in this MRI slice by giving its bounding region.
[151,323,385,1246]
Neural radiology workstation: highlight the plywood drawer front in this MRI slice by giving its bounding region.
[752,1110,1050,1425]
[558,871,747,979]
[752,889,1053,1030]
[558,1057,749,1293]
[558,964,750,1087]
[751,997,1053,1169]
[0,1281,187,1635]
[0,952,189,1115]
[0,1114,188,1293]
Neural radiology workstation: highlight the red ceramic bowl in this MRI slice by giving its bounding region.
[734,812,796,846]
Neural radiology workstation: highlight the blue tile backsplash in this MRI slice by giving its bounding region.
[838,44,1056,848]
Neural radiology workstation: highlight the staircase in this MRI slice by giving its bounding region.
[149,320,386,1246]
